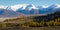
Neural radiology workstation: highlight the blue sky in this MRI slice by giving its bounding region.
[0,0,60,6]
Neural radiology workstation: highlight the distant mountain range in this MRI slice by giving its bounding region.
[0,4,60,17]
[0,7,24,17]
[12,4,60,14]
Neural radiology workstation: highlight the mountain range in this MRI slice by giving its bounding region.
[0,4,60,17]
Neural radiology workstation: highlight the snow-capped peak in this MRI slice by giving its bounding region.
[11,4,22,11]
[11,4,38,11]
[28,4,38,10]
[49,4,60,8]
[42,5,48,8]
[55,4,60,8]
[0,4,60,11]
[11,4,29,11]
[0,5,7,9]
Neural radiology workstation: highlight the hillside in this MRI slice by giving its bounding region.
[1,11,59,28]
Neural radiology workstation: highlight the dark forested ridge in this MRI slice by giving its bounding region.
[33,11,60,22]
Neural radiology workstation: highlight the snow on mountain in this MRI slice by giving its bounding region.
[15,4,60,14]
[11,4,38,11]
[0,6,24,17]
[37,4,60,14]
[0,5,7,9]
[11,4,29,11]
[28,4,38,10]
[0,4,60,15]
[47,4,60,12]
[16,4,39,14]
[0,4,60,11]
[40,6,48,8]
[53,4,60,8]
[11,4,22,11]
